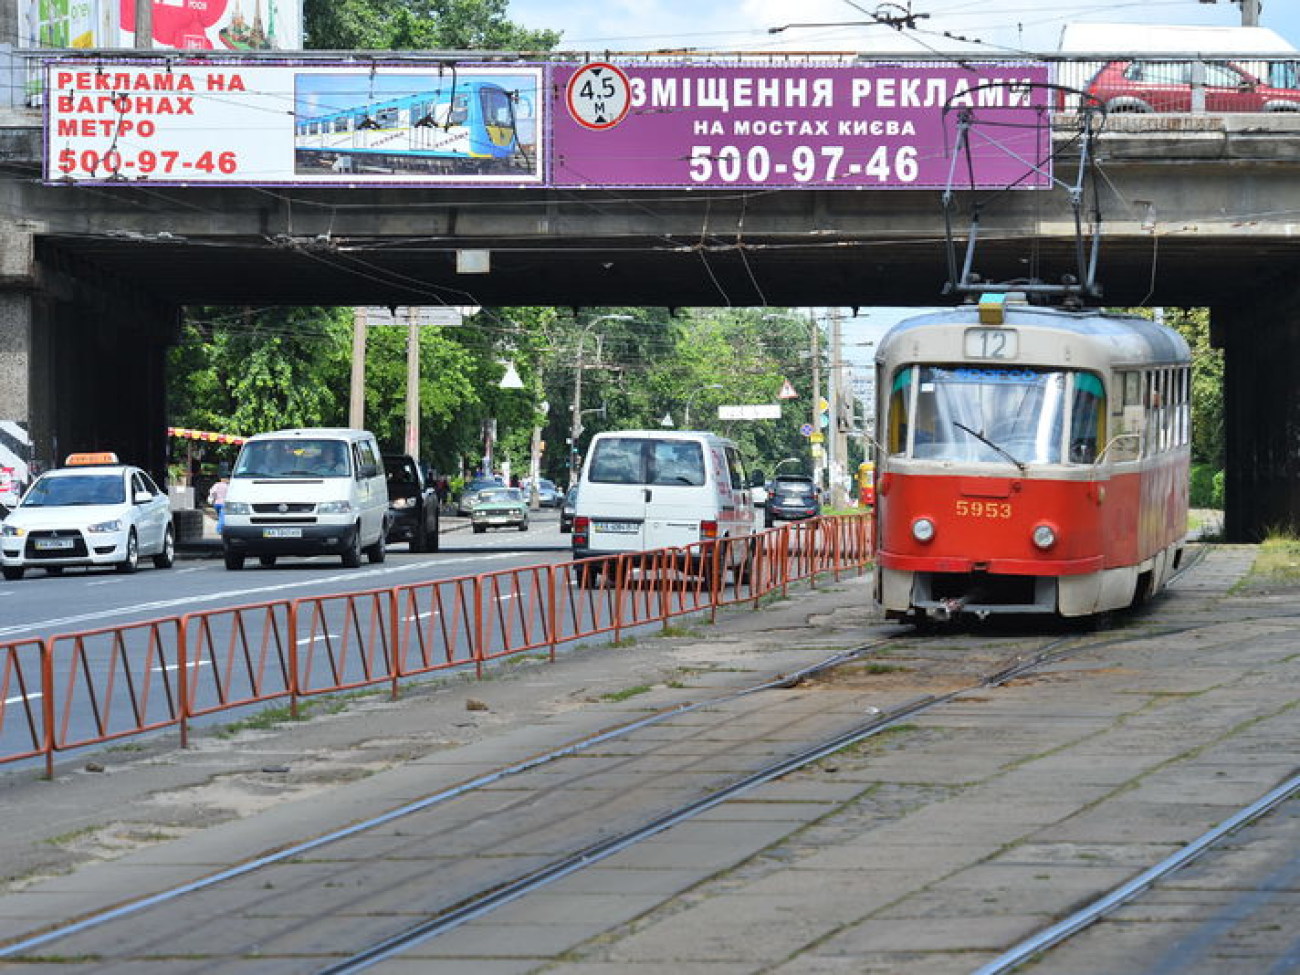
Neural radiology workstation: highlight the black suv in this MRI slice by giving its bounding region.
[382,454,440,552]
[764,474,821,528]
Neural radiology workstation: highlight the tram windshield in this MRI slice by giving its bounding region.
[886,365,1106,466]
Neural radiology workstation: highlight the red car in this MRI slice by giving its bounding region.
[1087,59,1300,113]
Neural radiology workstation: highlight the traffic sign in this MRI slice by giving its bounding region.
[799,423,814,437]
[565,62,632,131]
[778,379,798,400]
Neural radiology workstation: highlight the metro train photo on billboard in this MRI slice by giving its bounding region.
[872,294,1191,623]
[294,74,537,177]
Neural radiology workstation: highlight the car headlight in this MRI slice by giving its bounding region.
[911,517,935,543]
[88,518,124,533]
[317,501,355,514]
[1,523,24,538]
[225,501,252,515]
[1032,524,1057,550]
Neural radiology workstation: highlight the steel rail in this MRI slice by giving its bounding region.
[318,631,1096,973]
[318,690,954,975]
[5,563,1213,966]
[972,771,1300,975]
[0,638,892,960]
[323,603,1231,972]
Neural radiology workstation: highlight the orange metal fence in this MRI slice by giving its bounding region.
[2,513,872,775]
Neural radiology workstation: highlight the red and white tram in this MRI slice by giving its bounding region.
[873,294,1191,623]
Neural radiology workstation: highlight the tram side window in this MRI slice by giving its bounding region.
[886,367,913,455]
[1177,367,1191,446]
[1069,372,1106,463]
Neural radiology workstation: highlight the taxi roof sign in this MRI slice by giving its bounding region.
[65,451,119,466]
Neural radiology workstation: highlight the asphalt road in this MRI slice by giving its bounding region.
[0,508,572,642]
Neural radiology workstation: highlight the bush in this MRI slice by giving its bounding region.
[1190,465,1224,508]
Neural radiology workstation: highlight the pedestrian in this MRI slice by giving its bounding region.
[207,475,229,535]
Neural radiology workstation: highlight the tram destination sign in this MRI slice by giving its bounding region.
[43,58,1050,189]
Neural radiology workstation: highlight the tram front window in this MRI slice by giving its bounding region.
[887,365,1104,466]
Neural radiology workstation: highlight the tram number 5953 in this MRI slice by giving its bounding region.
[955,500,1012,519]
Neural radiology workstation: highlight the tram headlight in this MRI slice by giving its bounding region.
[1032,524,1057,550]
[911,517,935,543]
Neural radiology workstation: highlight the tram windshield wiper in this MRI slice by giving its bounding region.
[952,422,1027,474]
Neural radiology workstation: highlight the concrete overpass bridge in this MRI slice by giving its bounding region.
[0,53,1298,540]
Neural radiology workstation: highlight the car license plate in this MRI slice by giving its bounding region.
[594,521,638,534]
[263,527,303,538]
[35,538,75,550]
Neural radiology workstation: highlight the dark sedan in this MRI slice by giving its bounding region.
[559,486,578,533]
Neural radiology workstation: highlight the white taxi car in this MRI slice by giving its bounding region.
[0,453,175,580]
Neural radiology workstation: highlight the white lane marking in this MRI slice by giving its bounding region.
[0,553,523,640]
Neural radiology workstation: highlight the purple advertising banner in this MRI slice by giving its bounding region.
[551,61,1052,190]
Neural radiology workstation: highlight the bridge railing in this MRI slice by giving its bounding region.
[0,513,873,776]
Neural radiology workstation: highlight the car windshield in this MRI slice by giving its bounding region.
[384,457,419,483]
[775,481,816,497]
[235,439,352,478]
[22,473,124,507]
[477,488,521,503]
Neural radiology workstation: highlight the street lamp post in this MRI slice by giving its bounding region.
[568,314,633,488]
[682,383,723,429]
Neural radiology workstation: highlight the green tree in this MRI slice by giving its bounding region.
[168,306,352,436]
[303,0,560,50]
[1163,307,1224,468]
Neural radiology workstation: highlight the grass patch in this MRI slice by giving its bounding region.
[214,703,306,739]
[1248,534,1300,585]
[43,825,100,847]
[600,684,654,702]
[659,625,699,638]
[860,663,910,675]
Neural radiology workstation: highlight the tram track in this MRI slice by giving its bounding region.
[0,615,1160,969]
[2,542,1292,972]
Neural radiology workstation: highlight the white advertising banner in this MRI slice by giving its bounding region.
[45,61,546,186]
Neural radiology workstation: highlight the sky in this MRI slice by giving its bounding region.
[506,0,1300,57]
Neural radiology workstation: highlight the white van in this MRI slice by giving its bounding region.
[571,430,757,580]
[221,428,389,570]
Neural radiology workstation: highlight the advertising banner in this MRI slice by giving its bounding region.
[44,58,1048,189]
[45,62,545,185]
[551,61,1051,189]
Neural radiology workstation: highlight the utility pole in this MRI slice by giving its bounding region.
[404,307,420,457]
[809,311,822,488]
[1206,0,1261,27]
[348,306,367,429]
[829,307,848,508]
[134,0,152,48]
[568,338,585,490]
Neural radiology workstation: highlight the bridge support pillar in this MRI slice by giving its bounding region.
[1219,288,1300,542]
[0,236,177,487]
